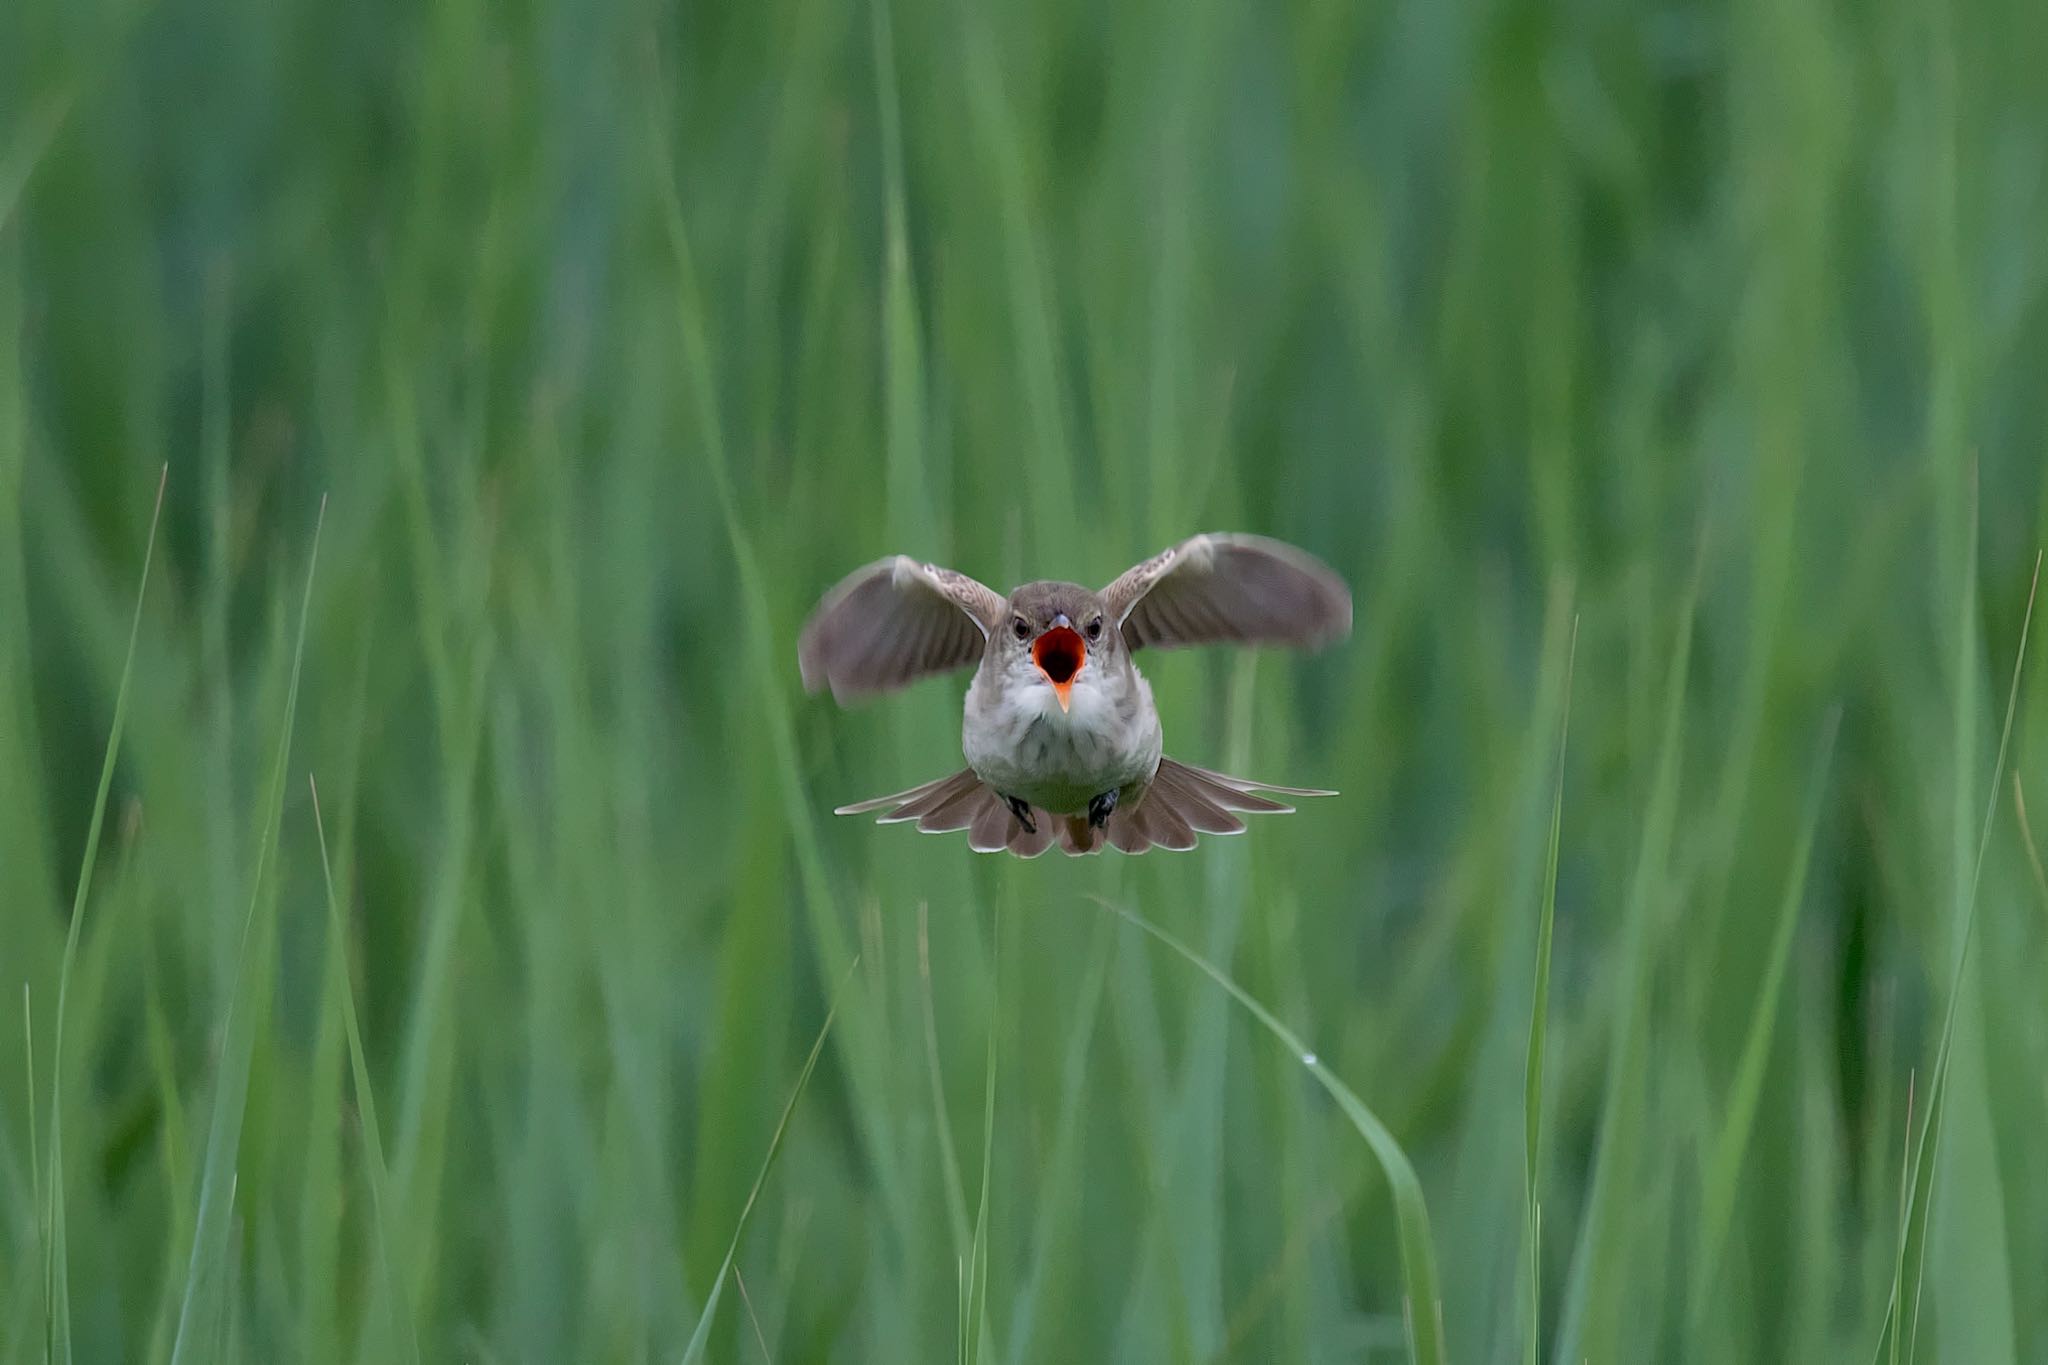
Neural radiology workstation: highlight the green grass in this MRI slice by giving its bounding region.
[1523,606,1575,1365]
[681,957,856,1365]
[1094,895,1448,1365]
[43,466,161,1365]
[6,0,2048,1359]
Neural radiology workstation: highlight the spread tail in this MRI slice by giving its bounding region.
[835,758,1331,858]
[1089,756,1334,855]
[835,769,1053,858]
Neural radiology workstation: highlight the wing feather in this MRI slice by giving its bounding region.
[798,556,1005,701]
[1100,533,1351,653]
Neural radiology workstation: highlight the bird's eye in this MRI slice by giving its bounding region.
[1086,616,1103,640]
[1012,618,1031,641]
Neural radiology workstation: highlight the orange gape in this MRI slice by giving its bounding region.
[1032,625,1086,712]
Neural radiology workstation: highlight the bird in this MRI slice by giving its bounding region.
[798,533,1352,856]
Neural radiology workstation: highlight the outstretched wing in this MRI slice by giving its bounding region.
[798,556,1005,701]
[1101,534,1351,653]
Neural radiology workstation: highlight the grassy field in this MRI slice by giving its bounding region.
[6,0,2048,1358]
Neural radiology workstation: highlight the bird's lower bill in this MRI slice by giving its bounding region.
[1032,626,1086,712]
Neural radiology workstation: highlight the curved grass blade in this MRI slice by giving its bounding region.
[44,465,165,1364]
[680,957,860,1365]
[1093,897,1447,1365]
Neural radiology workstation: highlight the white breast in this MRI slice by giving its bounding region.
[962,659,1162,815]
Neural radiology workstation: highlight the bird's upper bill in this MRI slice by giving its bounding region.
[1032,625,1086,712]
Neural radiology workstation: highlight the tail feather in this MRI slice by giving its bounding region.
[1104,757,1332,854]
[1174,761,1336,799]
[875,769,984,825]
[836,768,1052,857]
[1055,815,1097,855]
[834,758,1329,858]
[1148,764,1247,835]
[1110,791,1197,853]
[1163,765,1305,815]
[963,787,1055,856]
[835,770,966,816]
[967,794,1012,853]
[1105,813,1144,854]
[1150,800,1199,850]
[1007,804,1055,857]
[912,781,992,833]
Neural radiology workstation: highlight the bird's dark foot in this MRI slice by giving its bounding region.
[1087,788,1120,830]
[1002,795,1038,835]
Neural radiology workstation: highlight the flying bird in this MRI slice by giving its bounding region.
[798,534,1351,856]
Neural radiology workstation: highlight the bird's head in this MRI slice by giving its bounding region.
[1000,581,1114,713]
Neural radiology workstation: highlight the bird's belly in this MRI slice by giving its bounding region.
[964,691,1160,816]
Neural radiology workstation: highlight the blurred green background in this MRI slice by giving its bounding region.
[5,0,2048,1358]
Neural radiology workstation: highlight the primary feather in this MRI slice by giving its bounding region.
[798,556,1004,701]
[1101,533,1351,653]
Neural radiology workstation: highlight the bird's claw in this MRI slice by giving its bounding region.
[1003,795,1037,835]
[1087,788,1119,830]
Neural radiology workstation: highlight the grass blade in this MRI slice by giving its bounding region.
[680,957,860,1365]
[1885,549,2039,1361]
[1093,897,1447,1365]
[1001,920,1114,1365]
[870,0,936,553]
[1523,612,1577,1365]
[307,775,421,1365]
[24,983,40,1344]
[2012,774,2048,919]
[919,903,972,1254]
[1871,1073,1915,1365]
[733,1268,774,1363]
[1687,709,1841,1331]
[961,917,998,1365]
[1555,567,1699,1362]
[44,464,165,1364]
[0,79,78,234]
[169,496,326,1365]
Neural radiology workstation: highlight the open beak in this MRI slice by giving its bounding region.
[1032,619,1086,713]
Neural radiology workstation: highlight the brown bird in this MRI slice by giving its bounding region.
[798,534,1351,855]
